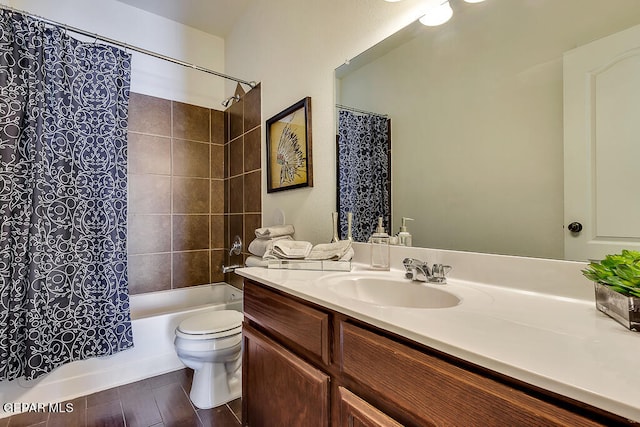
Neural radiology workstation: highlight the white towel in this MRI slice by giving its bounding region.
[272,240,313,259]
[255,224,295,239]
[306,240,353,260]
[245,255,269,268]
[248,235,293,257]
[339,247,355,262]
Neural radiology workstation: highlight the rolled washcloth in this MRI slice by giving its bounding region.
[248,235,293,257]
[255,224,295,239]
[245,255,269,268]
[306,240,353,261]
[263,239,313,260]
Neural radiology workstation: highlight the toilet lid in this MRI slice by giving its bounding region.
[177,310,243,337]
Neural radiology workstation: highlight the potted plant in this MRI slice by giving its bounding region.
[582,249,640,331]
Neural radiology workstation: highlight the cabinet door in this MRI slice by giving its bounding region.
[242,324,330,427]
[337,387,403,427]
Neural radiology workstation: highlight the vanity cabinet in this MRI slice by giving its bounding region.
[242,279,629,426]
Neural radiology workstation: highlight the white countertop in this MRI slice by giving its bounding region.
[236,263,640,422]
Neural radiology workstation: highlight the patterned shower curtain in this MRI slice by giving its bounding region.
[0,10,133,381]
[337,109,391,242]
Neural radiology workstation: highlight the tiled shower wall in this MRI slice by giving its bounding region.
[127,85,261,294]
[225,86,262,288]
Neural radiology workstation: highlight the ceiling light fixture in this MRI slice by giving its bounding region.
[419,1,453,26]
[463,0,486,3]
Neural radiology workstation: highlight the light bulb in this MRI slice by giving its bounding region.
[419,1,453,26]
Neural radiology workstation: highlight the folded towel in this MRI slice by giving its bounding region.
[339,247,355,262]
[255,224,295,239]
[271,240,313,259]
[248,235,293,257]
[245,255,269,268]
[306,240,353,261]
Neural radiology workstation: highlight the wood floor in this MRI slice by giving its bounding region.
[0,369,241,427]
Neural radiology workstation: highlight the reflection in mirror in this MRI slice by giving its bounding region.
[336,106,391,241]
[335,0,640,260]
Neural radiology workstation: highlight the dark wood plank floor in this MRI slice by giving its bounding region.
[1,369,241,427]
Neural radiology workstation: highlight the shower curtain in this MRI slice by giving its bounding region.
[337,109,391,242]
[0,10,133,381]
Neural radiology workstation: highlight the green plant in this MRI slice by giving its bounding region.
[582,250,640,297]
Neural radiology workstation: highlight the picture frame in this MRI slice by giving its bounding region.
[266,97,313,193]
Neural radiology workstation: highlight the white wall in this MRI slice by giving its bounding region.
[225,0,430,244]
[5,0,226,108]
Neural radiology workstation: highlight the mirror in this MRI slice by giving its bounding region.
[335,0,640,261]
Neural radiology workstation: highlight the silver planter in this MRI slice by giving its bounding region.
[594,282,640,331]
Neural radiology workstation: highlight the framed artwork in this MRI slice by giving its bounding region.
[266,97,313,193]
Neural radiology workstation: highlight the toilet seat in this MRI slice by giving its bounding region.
[176,310,243,340]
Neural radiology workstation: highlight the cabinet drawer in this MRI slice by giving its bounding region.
[339,321,602,427]
[337,386,403,427]
[244,280,329,364]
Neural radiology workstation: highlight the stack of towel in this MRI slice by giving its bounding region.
[246,225,295,267]
[245,224,354,267]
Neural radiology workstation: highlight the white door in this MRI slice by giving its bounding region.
[564,23,640,261]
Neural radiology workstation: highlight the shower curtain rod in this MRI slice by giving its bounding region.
[336,104,388,118]
[0,4,257,89]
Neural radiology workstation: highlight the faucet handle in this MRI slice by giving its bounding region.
[431,264,452,283]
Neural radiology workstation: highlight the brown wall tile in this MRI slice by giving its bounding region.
[244,84,261,131]
[173,177,210,214]
[173,215,209,251]
[229,137,243,177]
[128,133,171,175]
[210,179,224,214]
[128,215,171,254]
[244,170,261,213]
[173,251,210,288]
[211,250,225,283]
[211,144,224,179]
[229,176,243,214]
[244,214,262,252]
[128,254,171,294]
[228,99,243,141]
[244,127,261,173]
[172,101,210,142]
[173,139,210,178]
[211,110,225,145]
[129,175,171,214]
[128,93,171,136]
[210,215,224,249]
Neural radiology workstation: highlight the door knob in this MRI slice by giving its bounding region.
[568,222,583,233]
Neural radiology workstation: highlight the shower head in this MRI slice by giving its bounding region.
[221,94,240,107]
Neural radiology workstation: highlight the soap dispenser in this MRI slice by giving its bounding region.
[398,217,414,247]
[370,217,390,270]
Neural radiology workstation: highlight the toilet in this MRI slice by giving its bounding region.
[174,310,244,409]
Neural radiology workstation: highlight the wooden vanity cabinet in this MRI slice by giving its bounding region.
[242,279,630,427]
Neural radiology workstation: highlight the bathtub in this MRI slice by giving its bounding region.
[0,283,242,417]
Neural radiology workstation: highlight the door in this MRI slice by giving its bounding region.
[564,23,640,261]
[242,324,330,427]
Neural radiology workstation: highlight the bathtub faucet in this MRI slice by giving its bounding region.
[222,264,242,274]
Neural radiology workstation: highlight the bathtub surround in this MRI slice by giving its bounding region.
[127,83,261,294]
[0,10,133,381]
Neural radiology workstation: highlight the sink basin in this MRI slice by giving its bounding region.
[322,274,461,309]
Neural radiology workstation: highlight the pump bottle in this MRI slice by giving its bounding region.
[398,217,414,247]
[370,217,390,270]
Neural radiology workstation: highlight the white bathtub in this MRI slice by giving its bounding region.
[0,283,242,417]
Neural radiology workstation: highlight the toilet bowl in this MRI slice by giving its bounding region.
[174,310,244,409]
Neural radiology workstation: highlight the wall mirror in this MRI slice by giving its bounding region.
[335,0,640,261]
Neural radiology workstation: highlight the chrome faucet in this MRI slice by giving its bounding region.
[403,258,452,284]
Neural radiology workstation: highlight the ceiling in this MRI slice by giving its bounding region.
[114,0,250,37]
